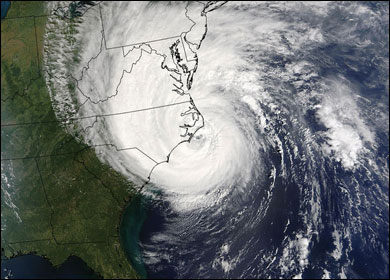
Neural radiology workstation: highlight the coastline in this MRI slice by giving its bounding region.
[119,194,149,279]
[1,2,140,277]
[1,252,102,279]
[1,1,11,19]
[1,186,143,279]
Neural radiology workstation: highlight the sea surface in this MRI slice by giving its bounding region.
[1,254,99,279]
[119,194,149,278]
[1,1,10,19]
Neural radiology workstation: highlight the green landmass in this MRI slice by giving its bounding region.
[1,2,139,278]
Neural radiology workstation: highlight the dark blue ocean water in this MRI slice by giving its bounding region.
[1,1,10,19]
[1,1,388,279]
[1,254,100,279]
[133,2,389,279]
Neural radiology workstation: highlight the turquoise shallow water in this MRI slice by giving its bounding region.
[119,194,149,278]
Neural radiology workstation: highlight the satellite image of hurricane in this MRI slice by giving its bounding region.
[1,1,389,279]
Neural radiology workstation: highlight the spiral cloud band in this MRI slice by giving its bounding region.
[43,1,383,203]
[44,1,257,198]
[44,2,388,278]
